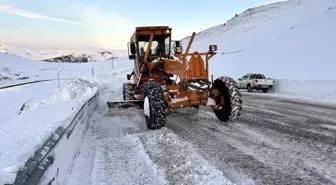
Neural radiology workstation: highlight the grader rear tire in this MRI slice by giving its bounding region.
[211,76,242,122]
[144,82,167,130]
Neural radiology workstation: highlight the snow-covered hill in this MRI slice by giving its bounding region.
[181,0,336,81]
[0,43,127,62]
[0,53,132,86]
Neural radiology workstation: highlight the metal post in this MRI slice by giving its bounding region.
[112,58,114,69]
[211,74,213,83]
[57,71,60,88]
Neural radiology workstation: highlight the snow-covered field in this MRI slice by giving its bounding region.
[181,0,336,102]
[0,54,130,86]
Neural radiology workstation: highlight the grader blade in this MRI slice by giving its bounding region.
[107,100,144,109]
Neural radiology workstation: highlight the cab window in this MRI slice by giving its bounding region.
[249,74,256,79]
[241,75,248,80]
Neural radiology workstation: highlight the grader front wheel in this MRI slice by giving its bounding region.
[144,82,167,130]
[211,76,242,122]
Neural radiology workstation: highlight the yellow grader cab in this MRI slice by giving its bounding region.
[107,26,242,130]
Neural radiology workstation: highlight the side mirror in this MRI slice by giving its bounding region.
[175,40,181,47]
[209,45,218,52]
[130,43,136,55]
[128,54,135,60]
[127,71,133,80]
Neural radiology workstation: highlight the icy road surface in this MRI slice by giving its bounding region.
[64,93,336,185]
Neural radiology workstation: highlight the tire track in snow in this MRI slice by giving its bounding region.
[242,97,336,145]
[64,107,167,185]
[237,96,336,184]
[166,94,336,185]
[136,129,234,185]
[166,114,307,185]
[65,104,234,185]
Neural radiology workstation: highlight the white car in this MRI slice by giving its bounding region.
[237,73,274,93]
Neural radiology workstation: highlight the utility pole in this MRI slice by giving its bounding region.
[112,58,114,69]
[57,71,60,88]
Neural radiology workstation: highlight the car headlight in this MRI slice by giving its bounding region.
[175,46,183,53]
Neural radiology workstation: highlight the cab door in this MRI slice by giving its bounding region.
[239,75,249,88]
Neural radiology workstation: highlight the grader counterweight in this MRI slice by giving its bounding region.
[107,26,242,130]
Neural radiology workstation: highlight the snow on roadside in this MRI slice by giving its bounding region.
[0,100,83,184]
[0,78,98,184]
[0,81,65,125]
[241,79,336,105]
[270,79,336,103]
[29,78,98,109]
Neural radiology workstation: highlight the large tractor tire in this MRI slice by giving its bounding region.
[211,76,242,122]
[143,81,167,130]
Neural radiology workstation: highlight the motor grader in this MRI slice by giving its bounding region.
[107,26,242,130]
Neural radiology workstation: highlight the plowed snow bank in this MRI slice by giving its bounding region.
[30,78,98,109]
[0,79,97,184]
[243,79,336,104]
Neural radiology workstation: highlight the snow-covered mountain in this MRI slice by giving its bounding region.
[181,0,336,81]
[40,50,122,63]
[0,43,127,62]
[0,43,7,54]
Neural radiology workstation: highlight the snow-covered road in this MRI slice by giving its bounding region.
[168,94,336,185]
[63,105,234,185]
[63,92,336,185]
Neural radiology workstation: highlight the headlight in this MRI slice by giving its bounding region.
[175,46,183,53]
[209,45,217,52]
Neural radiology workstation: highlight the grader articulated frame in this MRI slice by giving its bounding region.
[107,26,242,130]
